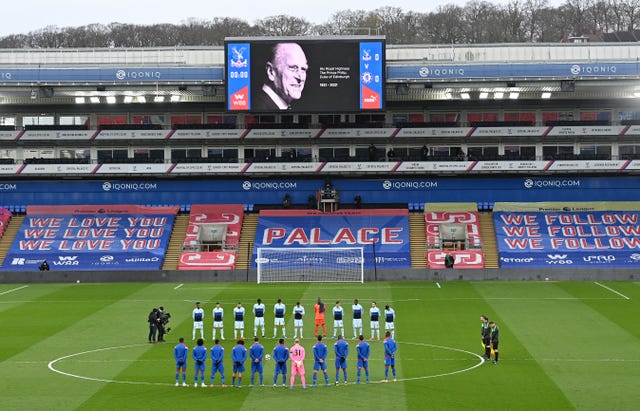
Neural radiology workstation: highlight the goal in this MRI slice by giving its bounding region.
[256,247,364,283]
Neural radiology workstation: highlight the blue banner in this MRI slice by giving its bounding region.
[251,210,411,269]
[494,211,640,267]
[0,67,223,83]
[388,61,636,80]
[2,214,174,271]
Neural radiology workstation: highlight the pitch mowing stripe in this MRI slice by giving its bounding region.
[475,281,640,411]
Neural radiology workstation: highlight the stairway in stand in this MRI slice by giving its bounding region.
[0,215,24,267]
[409,212,427,269]
[236,213,259,270]
[162,214,190,270]
[479,212,499,268]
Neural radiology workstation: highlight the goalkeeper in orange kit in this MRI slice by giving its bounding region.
[314,298,327,337]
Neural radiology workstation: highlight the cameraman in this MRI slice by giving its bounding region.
[157,306,171,343]
[148,308,158,343]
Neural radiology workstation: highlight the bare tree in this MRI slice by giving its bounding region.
[254,15,313,36]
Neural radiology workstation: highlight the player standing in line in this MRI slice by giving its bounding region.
[192,302,205,340]
[212,302,225,340]
[352,299,363,339]
[233,302,246,339]
[384,304,395,339]
[311,335,330,387]
[273,298,287,338]
[231,339,247,388]
[332,301,344,338]
[383,331,397,382]
[209,339,226,387]
[272,338,290,387]
[356,335,370,384]
[173,337,188,386]
[293,301,305,338]
[480,315,491,359]
[289,338,307,389]
[369,301,381,340]
[192,338,207,387]
[489,321,500,364]
[249,337,265,386]
[334,335,349,384]
[314,298,327,337]
[253,298,266,338]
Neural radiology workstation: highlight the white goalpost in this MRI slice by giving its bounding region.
[256,247,364,284]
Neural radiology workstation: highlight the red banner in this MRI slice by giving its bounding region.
[0,214,10,239]
[426,250,485,269]
[178,251,236,270]
[183,204,244,248]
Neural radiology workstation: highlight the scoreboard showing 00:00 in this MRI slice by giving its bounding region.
[225,36,385,113]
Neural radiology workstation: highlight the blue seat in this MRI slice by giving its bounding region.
[248,204,254,212]
[408,203,414,211]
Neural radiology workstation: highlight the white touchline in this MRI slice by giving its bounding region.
[594,282,630,300]
[436,282,441,289]
[173,283,184,290]
[0,285,29,296]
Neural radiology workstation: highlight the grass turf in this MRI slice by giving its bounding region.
[1,281,639,410]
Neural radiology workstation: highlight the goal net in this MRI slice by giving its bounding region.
[256,247,364,284]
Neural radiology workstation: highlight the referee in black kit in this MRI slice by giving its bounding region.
[489,321,499,364]
[480,315,491,359]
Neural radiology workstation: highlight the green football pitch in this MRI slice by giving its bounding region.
[2,280,639,410]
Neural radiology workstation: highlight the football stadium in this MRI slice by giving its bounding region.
[1,37,640,410]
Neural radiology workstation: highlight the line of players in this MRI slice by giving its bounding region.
[173,332,398,388]
[191,298,396,342]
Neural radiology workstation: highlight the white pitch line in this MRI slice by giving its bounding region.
[436,282,441,289]
[594,282,630,300]
[0,285,28,296]
[173,283,184,290]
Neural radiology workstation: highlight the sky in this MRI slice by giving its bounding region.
[0,0,534,37]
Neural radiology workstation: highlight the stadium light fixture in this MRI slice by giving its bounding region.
[509,92,520,100]
[89,96,100,104]
[136,96,146,103]
[154,96,165,103]
[460,92,471,100]
[444,92,453,100]
[123,96,134,104]
[170,95,181,102]
[541,92,552,99]
[75,97,85,104]
[106,96,117,104]
[494,91,504,99]
[479,92,489,99]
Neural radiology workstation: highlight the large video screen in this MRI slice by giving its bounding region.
[225,36,385,113]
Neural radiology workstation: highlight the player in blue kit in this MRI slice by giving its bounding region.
[272,338,289,387]
[334,335,349,384]
[249,337,265,386]
[231,339,247,388]
[173,337,188,386]
[311,335,330,387]
[383,331,397,382]
[356,335,370,384]
[192,338,207,387]
[209,339,226,387]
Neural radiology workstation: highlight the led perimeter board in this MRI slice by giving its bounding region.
[225,36,385,113]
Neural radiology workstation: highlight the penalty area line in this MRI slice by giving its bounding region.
[594,282,630,300]
[0,285,28,296]
[436,282,441,289]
